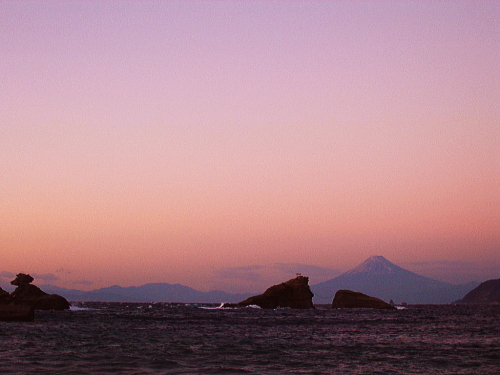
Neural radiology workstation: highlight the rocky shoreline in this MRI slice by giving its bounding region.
[0,273,70,321]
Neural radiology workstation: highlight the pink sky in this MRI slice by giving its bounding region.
[1,1,499,293]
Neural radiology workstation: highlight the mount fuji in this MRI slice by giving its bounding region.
[311,256,478,304]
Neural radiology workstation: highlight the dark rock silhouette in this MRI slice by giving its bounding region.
[459,278,500,305]
[9,273,70,310]
[0,285,35,321]
[331,290,396,310]
[0,287,13,304]
[0,304,35,321]
[224,275,314,309]
[11,273,35,285]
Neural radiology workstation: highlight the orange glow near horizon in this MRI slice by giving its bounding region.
[1,1,498,292]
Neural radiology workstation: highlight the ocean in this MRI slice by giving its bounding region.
[1,302,498,374]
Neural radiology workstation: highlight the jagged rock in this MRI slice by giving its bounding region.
[459,278,500,305]
[232,276,314,309]
[331,290,396,310]
[10,273,70,310]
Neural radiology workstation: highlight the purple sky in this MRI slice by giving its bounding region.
[1,1,498,292]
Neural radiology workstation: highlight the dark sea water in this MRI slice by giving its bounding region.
[1,303,498,374]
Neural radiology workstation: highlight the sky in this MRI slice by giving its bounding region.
[1,1,499,293]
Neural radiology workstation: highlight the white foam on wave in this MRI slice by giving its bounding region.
[198,303,262,310]
[197,303,226,309]
[69,305,94,311]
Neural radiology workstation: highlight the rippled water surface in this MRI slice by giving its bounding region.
[1,303,498,374]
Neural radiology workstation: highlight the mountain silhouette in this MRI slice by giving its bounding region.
[458,278,500,304]
[40,283,252,304]
[311,256,478,304]
[5,256,479,304]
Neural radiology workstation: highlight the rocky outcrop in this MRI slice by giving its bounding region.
[459,278,500,305]
[0,287,13,304]
[8,273,70,310]
[225,276,314,309]
[1,284,35,321]
[0,304,35,322]
[331,290,396,310]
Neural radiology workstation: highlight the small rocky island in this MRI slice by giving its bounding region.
[0,273,70,321]
[331,290,396,310]
[223,275,315,309]
[458,278,500,305]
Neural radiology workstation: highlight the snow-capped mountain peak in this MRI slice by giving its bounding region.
[343,255,402,276]
[311,255,478,304]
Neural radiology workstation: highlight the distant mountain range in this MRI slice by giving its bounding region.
[311,256,479,304]
[1,256,481,304]
[38,283,252,304]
